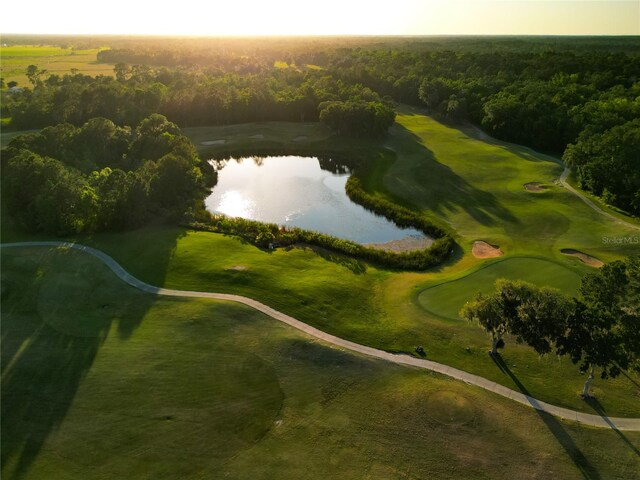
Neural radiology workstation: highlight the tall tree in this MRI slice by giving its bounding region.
[25,64,47,87]
[511,286,574,356]
[461,292,505,355]
[460,280,523,356]
[558,256,640,398]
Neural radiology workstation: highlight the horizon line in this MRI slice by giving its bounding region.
[2,32,640,39]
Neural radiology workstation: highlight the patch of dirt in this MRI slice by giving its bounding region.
[366,235,434,253]
[292,135,308,142]
[225,265,249,271]
[524,182,548,192]
[201,139,226,146]
[560,249,604,268]
[472,241,503,258]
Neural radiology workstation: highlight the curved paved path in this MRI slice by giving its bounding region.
[560,167,640,232]
[3,241,640,432]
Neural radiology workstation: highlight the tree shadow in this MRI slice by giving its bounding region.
[1,323,109,479]
[491,354,601,480]
[620,370,640,390]
[397,104,561,166]
[388,123,518,228]
[287,244,367,274]
[1,225,185,479]
[583,397,640,457]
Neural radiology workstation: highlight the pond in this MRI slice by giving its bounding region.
[205,156,431,250]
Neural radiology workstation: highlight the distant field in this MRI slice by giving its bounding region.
[1,45,114,87]
[2,246,639,479]
[0,130,39,146]
[273,60,322,71]
[184,121,332,155]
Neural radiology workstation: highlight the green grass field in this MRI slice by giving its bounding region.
[418,257,583,321]
[2,247,639,479]
[1,45,113,87]
[3,110,640,416]
[184,121,333,157]
[382,106,639,263]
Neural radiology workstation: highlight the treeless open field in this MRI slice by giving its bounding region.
[2,246,639,480]
[1,45,114,87]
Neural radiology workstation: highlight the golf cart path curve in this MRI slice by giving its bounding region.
[560,167,640,231]
[3,241,640,432]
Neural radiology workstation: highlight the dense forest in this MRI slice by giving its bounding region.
[2,35,639,216]
[2,114,215,234]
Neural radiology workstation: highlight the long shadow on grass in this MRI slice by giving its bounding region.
[1,228,184,479]
[584,397,640,457]
[388,124,518,227]
[491,354,601,480]
[290,244,367,274]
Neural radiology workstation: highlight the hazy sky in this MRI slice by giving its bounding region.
[1,0,638,36]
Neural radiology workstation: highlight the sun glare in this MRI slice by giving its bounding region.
[1,0,638,35]
[214,190,256,219]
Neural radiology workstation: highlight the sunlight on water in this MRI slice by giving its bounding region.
[205,156,428,245]
[216,190,256,218]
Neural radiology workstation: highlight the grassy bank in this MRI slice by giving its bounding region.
[2,246,639,479]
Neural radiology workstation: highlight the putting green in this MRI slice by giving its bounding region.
[418,257,583,321]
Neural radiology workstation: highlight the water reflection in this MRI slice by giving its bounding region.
[216,190,256,218]
[205,156,427,245]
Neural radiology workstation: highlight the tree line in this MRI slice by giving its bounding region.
[325,47,640,215]
[461,256,640,398]
[3,37,638,215]
[2,114,215,234]
[4,65,395,138]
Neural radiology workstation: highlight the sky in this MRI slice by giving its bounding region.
[1,0,638,36]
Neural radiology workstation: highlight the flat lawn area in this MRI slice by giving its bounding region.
[184,121,333,157]
[418,257,583,321]
[1,130,40,148]
[0,45,113,87]
[2,247,639,479]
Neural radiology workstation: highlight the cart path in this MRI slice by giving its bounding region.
[560,167,640,231]
[3,241,640,432]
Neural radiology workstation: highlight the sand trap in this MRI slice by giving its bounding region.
[249,134,264,140]
[367,235,434,253]
[472,241,503,258]
[201,139,226,146]
[293,135,308,142]
[524,182,548,192]
[225,265,249,271]
[561,249,604,267]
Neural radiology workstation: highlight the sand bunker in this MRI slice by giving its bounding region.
[225,265,249,271]
[561,249,604,267]
[367,235,434,253]
[472,241,503,258]
[201,139,226,146]
[524,182,548,192]
[293,135,308,142]
[249,134,264,140]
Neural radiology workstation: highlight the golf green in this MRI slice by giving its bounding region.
[418,257,583,320]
